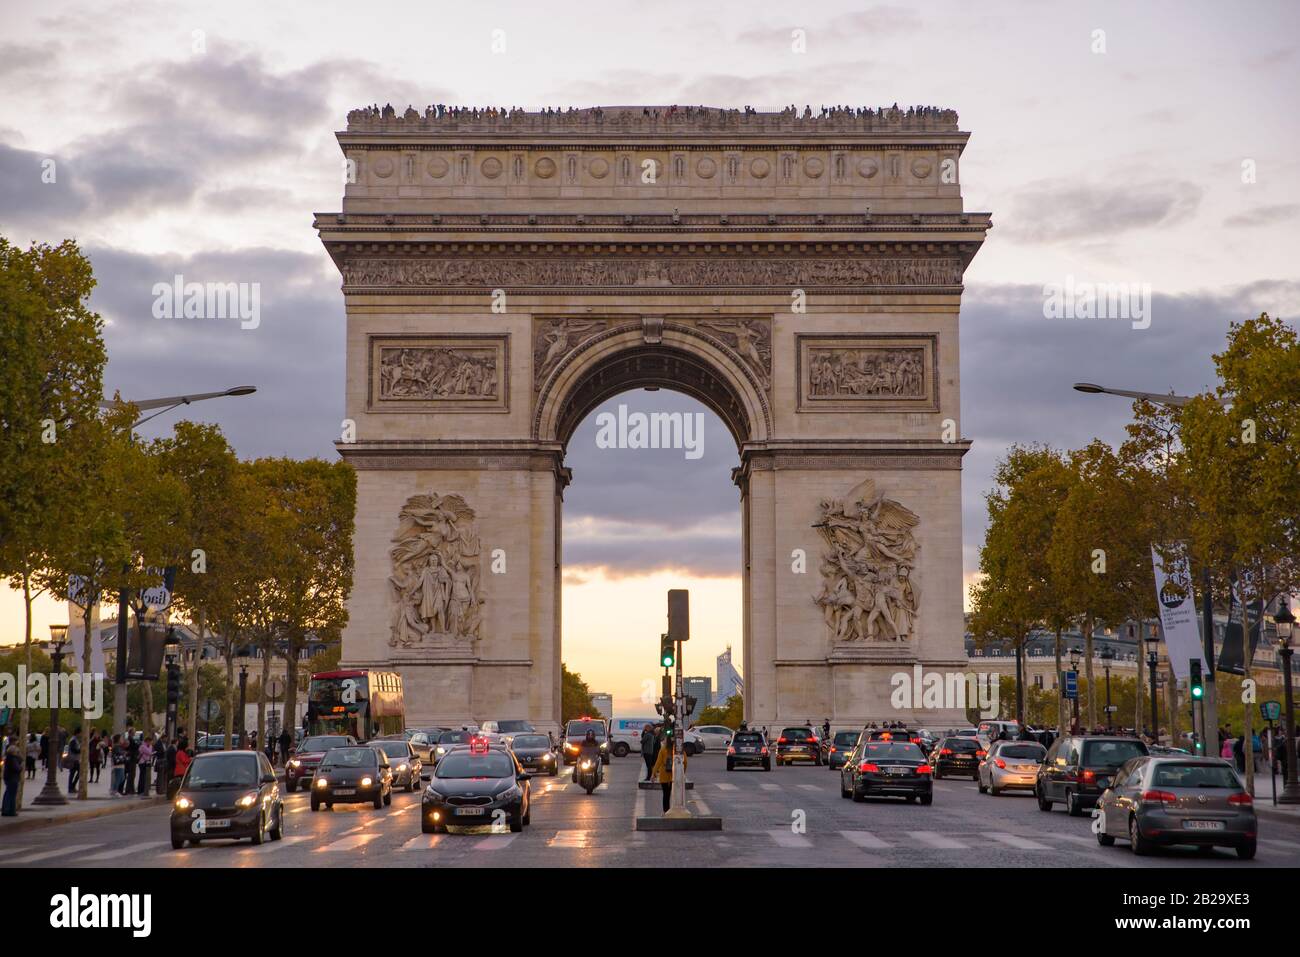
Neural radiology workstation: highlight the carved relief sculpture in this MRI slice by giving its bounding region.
[698,318,772,390]
[808,347,924,399]
[813,478,920,642]
[389,493,484,648]
[533,318,610,389]
[379,346,499,400]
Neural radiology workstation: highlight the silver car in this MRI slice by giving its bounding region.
[978,740,1045,795]
[1094,756,1257,859]
[371,740,424,791]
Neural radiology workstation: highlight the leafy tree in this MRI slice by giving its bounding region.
[696,694,743,729]
[561,663,597,723]
[0,238,105,804]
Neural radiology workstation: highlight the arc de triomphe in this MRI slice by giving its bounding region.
[316,106,990,732]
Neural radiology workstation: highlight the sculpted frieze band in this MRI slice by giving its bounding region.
[369,336,508,411]
[341,257,964,290]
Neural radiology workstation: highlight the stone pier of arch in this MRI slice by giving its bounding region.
[316,106,991,733]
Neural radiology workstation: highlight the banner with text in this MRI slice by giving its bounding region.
[1151,544,1204,680]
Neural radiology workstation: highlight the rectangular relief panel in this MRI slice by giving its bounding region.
[368,334,509,412]
[796,333,938,413]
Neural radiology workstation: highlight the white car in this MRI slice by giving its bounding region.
[479,720,536,746]
[690,725,734,752]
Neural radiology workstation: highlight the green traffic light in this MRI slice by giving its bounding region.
[1191,686,1203,698]
[660,653,674,667]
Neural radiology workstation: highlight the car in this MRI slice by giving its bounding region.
[825,730,862,770]
[1148,745,1192,756]
[930,736,985,779]
[480,720,538,746]
[774,727,821,765]
[865,728,929,754]
[371,739,424,791]
[978,740,1046,795]
[421,742,532,833]
[432,729,481,763]
[285,734,357,792]
[170,750,284,849]
[840,739,933,804]
[509,732,559,775]
[954,728,979,738]
[562,717,612,765]
[681,728,705,756]
[976,719,1022,749]
[726,730,772,771]
[691,725,735,752]
[405,730,440,763]
[311,745,393,811]
[1036,735,1149,816]
[1094,756,1257,859]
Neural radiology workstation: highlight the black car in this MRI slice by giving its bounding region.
[170,750,284,849]
[1037,734,1149,816]
[510,733,559,776]
[311,746,393,810]
[775,727,821,765]
[422,745,532,833]
[825,730,862,770]
[726,730,772,771]
[930,737,985,779]
[841,740,933,804]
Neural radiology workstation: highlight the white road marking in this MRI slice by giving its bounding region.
[907,830,969,849]
[766,829,812,849]
[289,806,309,814]
[83,841,169,861]
[986,832,1053,850]
[714,782,738,791]
[759,783,783,791]
[400,834,443,851]
[0,846,33,858]
[242,836,311,853]
[839,830,893,849]
[549,829,589,848]
[318,832,380,852]
[1055,833,1101,845]
[392,804,416,814]
[8,843,104,864]
[475,833,518,851]
[691,793,713,816]
[796,784,822,791]
[1261,837,1300,851]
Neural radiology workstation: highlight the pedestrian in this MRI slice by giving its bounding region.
[173,739,192,790]
[650,730,686,814]
[66,726,82,793]
[124,726,139,794]
[138,736,154,796]
[88,731,102,782]
[278,727,292,767]
[640,724,656,782]
[25,732,38,779]
[39,730,49,770]
[2,736,21,816]
[1221,734,1234,760]
[110,734,126,795]
[1232,734,1245,773]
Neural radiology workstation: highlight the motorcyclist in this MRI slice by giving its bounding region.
[572,730,603,784]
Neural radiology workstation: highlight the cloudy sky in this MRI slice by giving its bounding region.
[2,0,1298,714]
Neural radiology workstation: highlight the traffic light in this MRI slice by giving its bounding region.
[166,662,181,706]
[663,716,676,741]
[1190,660,1204,700]
[659,633,675,669]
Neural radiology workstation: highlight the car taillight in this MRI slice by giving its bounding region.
[1080,769,1096,783]
[975,750,987,758]
[760,747,769,755]
[910,737,921,744]
[778,737,787,743]
[727,747,736,755]
[994,758,1006,769]
[939,748,953,756]
[829,747,836,753]
[810,736,819,744]
[1141,789,1178,806]
[914,764,932,774]
[859,763,880,773]
[1228,792,1253,807]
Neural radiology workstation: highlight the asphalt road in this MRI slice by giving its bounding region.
[5,751,1299,868]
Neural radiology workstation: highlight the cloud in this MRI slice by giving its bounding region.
[1223,203,1300,228]
[999,179,1203,244]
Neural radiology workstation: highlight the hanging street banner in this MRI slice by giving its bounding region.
[1217,575,1262,675]
[1151,543,1205,680]
[140,566,177,610]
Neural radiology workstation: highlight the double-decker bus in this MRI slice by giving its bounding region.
[305,669,405,742]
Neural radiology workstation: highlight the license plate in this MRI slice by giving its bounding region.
[1016,765,1037,772]
[334,788,356,796]
[1183,820,1225,830]
[740,748,756,753]
[456,807,486,816]
[885,766,908,775]
[790,746,806,751]
[205,819,231,829]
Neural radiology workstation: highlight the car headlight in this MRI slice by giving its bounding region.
[436,747,446,755]
[315,777,329,788]
[565,743,578,752]
[600,742,607,750]
[540,753,553,761]
[397,764,408,772]
[237,791,259,808]
[288,759,301,768]
[361,776,373,787]
[175,797,192,810]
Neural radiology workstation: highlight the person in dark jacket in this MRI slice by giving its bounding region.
[124,725,138,794]
[640,725,656,782]
[2,739,22,816]
[67,727,82,793]
[278,728,292,767]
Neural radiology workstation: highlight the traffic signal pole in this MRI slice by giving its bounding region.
[668,639,689,817]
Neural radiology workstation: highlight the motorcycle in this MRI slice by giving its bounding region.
[576,757,601,794]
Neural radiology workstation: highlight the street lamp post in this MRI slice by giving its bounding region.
[1142,625,1161,741]
[31,625,70,806]
[1274,603,1299,805]
[1101,645,1114,731]
[1069,647,1082,733]
[238,664,249,747]
[162,626,181,741]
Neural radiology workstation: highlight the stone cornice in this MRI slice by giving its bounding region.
[317,211,993,234]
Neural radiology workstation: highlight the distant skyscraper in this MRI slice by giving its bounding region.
[683,677,712,724]
[716,645,743,705]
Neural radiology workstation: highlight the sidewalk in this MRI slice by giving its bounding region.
[0,764,167,835]
[1247,767,1300,823]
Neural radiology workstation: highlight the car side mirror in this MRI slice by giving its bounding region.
[518,772,531,781]
[262,773,276,783]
